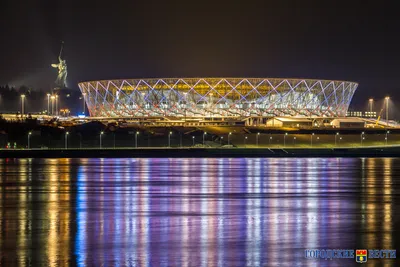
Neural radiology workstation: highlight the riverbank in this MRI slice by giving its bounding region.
[1,146,400,158]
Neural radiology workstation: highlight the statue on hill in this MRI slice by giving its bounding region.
[51,41,68,88]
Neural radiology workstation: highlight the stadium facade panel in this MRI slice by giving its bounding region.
[78,78,358,118]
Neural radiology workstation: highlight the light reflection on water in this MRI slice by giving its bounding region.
[0,158,399,266]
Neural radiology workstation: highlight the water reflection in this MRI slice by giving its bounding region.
[0,158,399,266]
[0,158,73,266]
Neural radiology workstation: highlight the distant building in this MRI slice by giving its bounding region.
[331,118,366,128]
[266,117,313,128]
[346,111,377,118]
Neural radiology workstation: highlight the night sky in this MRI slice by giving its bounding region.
[1,0,399,110]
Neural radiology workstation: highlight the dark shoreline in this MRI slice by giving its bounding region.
[1,146,400,158]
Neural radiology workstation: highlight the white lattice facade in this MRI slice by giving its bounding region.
[78,78,358,118]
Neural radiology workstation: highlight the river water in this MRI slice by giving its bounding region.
[0,158,399,266]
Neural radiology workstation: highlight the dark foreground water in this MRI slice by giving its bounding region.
[0,158,399,266]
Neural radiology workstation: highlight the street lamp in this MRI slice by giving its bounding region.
[168,131,172,147]
[293,136,296,146]
[47,93,50,115]
[256,132,260,147]
[135,131,139,148]
[220,136,223,146]
[361,132,365,146]
[369,98,374,113]
[386,130,390,146]
[55,95,59,115]
[27,131,32,149]
[65,131,69,149]
[203,132,207,146]
[51,95,55,115]
[385,96,390,126]
[82,92,86,115]
[311,133,315,147]
[244,136,248,147]
[192,136,195,146]
[339,136,342,146]
[335,132,339,147]
[269,136,272,145]
[100,131,104,149]
[20,94,26,116]
[228,132,232,145]
[284,133,288,147]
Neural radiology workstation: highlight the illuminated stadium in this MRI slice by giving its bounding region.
[78,78,358,118]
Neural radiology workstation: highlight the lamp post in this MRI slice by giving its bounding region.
[65,131,69,149]
[269,136,272,145]
[168,131,172,147]
[135,131,139,148]
[386,130,390,146]
[311,133,314,147]
[385,96,390,126]
[51,95,55,115]
[256,132,260,147]
[27,131,32,149]
[113,132,116,149]
[361,132,365,146]
[192,136,195,146]
[100,131,104,149]
[203,132,207,146]
[335,132,339,147]
[293,136,296,146]
[228,132,232,145]
[220,136,223,146]
[47,93,50,115]
[369,98,374,113]
[82,92,86,115]
[284,133,288,147]
[55,95,59,115]
[339,136,342,146]
[244,136,248,147]
[20,94,26,116]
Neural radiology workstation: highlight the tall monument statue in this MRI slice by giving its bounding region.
[51,41,68,88]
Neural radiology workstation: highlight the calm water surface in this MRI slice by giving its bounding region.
[0,158,399,266]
